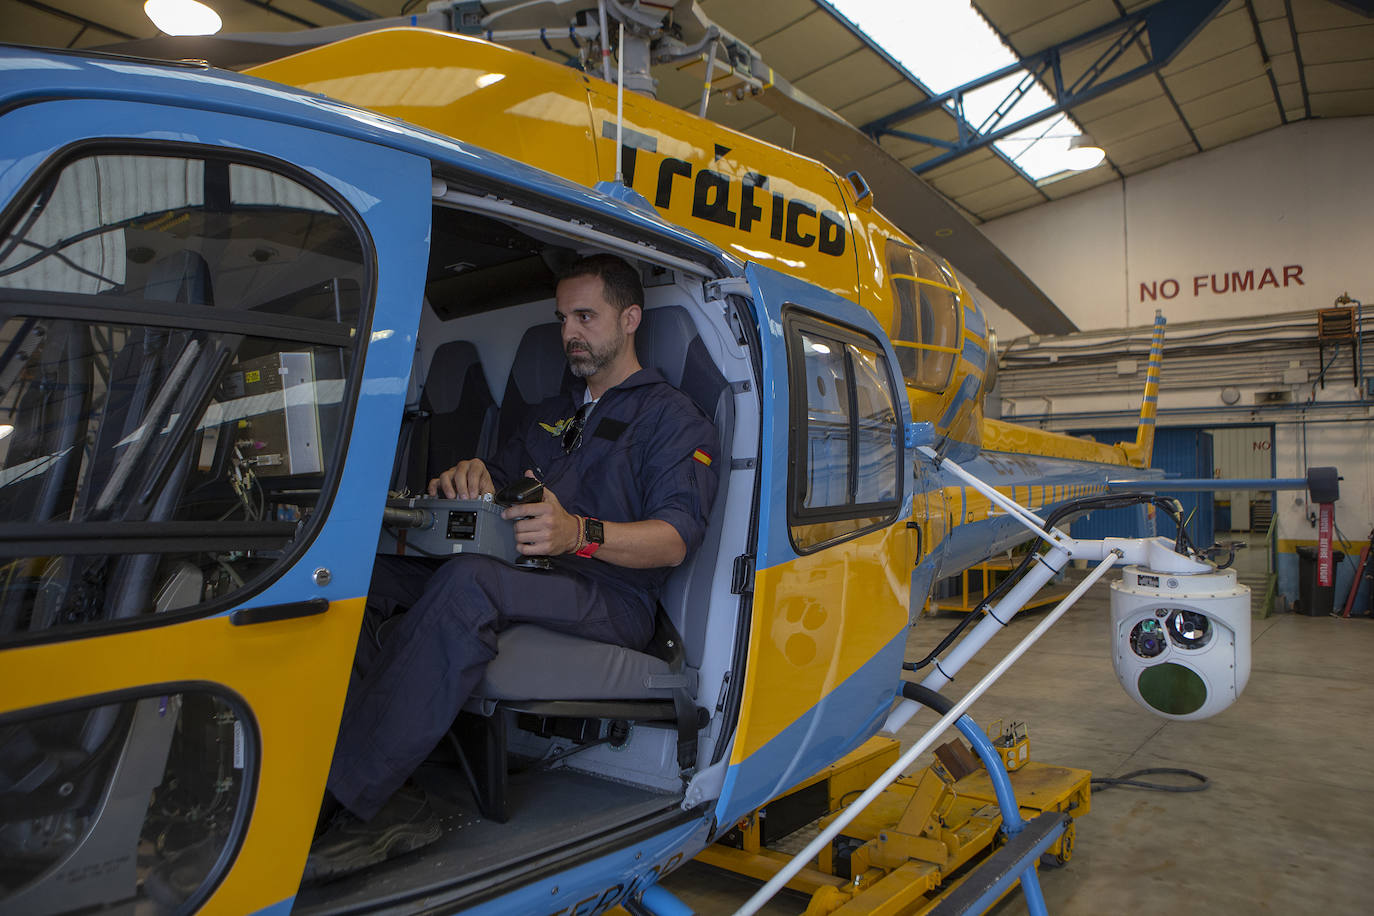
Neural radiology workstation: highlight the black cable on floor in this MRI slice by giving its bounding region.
[1091,767,1209,793]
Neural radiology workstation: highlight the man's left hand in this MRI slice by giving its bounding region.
[503,472,580,556]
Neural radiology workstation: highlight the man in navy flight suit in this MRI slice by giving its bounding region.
[307,254,720,879]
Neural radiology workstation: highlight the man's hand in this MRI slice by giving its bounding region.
[429,459,494,499]
[504,471,580,556]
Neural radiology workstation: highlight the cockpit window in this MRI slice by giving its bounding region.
[0,150,369,642]
[884,238,960,391]
[786,313,901,552]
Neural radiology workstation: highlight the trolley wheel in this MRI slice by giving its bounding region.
[1040,819,1075,868]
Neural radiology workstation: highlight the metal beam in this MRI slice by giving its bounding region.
[1243,0,1289,125]
[1325,0,1374,16]
[814,0,1049,201]
[1283,0,1313,119]
[859,0,1227,174]
[241,0,321,29]
[298,0,378,21]
[12,0,137,41]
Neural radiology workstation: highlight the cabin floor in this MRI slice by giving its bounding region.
[293,762,679,914]
[665,540,1374,914]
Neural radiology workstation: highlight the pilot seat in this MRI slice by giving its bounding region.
[455,304,734,822]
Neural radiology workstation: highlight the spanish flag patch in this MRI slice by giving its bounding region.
[692,449,712,466]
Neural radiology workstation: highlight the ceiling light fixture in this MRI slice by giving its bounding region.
[1063,134,1106,171]
[144,0,223,37]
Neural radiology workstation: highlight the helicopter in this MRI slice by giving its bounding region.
[0,5,1279,914]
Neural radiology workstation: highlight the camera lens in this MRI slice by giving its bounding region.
[1130,619,1167,658]
[1167,610,1212,649]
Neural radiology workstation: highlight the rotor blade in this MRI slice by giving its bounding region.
[754,80,1077,335]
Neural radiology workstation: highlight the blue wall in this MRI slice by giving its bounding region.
[1067,427,1215,548]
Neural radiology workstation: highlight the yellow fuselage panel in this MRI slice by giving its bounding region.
[729,525,909,765]
[249,29,859,298]
[0,598,367,914]
[251,31,603,189]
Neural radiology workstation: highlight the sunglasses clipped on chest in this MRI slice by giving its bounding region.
[562,402,593,453]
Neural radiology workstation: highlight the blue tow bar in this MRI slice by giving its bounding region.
[903,683,1064,916]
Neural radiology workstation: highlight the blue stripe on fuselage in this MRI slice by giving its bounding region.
[715,628,907,826]
[939,374,981,429]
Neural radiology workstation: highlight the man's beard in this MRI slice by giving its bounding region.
[566,331,624,378]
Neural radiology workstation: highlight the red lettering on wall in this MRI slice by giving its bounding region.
[1139,264,1302,299]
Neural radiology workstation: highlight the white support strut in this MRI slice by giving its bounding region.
[731,551,1124,916]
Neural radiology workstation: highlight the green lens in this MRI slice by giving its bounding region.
[1138,663,1207,716]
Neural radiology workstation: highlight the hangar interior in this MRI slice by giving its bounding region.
[1,1,1372,914]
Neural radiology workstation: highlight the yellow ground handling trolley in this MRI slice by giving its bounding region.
[697,694,1090,915]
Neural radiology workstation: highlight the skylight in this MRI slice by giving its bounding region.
[825,0,1099,182]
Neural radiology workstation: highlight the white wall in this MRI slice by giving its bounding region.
[972,116,1374,339]
[1212,426,1274,530]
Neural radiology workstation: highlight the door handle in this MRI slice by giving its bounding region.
[229,597,329,626]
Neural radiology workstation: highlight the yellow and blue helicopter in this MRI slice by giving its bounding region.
[0,12,1277,916]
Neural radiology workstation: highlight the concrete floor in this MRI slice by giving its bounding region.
[663,547,1374,914]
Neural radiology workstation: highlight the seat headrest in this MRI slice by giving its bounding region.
[501,306,725,426]
[144,250,213,306]
[509,322,572,405]
[422,340,484,413]
[636,306,726,421]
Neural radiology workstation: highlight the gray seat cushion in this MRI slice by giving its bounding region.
[475,625,697,702]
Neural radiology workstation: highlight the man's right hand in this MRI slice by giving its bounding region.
[429,459,494,499]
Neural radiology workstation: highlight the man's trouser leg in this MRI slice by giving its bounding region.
[327,554,651,820]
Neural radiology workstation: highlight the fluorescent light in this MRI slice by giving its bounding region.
[144,0,223,37]
[0,425,12,441]
[1063,134,1106,171]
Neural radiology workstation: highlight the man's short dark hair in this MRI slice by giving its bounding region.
[557,254,643,314]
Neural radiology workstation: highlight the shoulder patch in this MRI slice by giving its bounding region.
[692,449,712,467]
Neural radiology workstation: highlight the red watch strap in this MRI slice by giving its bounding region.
[575,517,602,557]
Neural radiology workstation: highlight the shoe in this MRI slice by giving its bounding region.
[302,784,443,883]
